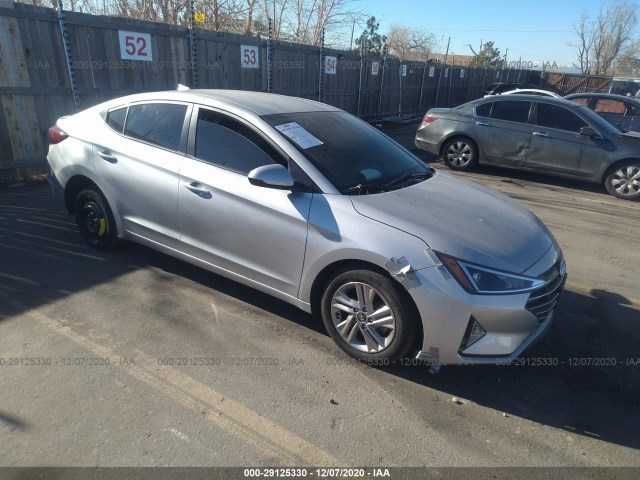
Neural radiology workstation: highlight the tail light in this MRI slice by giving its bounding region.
[48,125,68,144]
[421,116,439,126]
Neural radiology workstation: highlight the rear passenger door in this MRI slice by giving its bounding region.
[178,106,313,297]
[473,100,532,166]
[94,102,190,247]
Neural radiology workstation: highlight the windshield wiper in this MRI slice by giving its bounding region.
[382,170,434,189]
[342,182,387,194]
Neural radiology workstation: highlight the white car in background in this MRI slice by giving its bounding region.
[501,89,561,98]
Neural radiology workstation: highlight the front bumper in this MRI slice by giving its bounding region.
[403,259,565,365]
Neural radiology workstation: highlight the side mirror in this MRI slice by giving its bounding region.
[580,126,599,138]
[248,164,294,190]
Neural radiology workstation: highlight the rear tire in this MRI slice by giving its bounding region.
[74,188,120,250]
[604,161,640,200]
[320,269,417,362]
[442,137,479,171]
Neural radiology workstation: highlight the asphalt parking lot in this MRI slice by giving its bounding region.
[1,121,639,471]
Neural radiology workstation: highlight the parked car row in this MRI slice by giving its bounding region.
[485,83,640,133]
[415,95,640,200]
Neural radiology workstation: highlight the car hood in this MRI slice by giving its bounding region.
[621,130,640,141]
[350,172,554,274]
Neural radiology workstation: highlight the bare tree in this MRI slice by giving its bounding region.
[386,24,435,60]
[573,0,638,75]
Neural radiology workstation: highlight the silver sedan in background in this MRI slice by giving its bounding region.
[47,90,565,367]
[415,95,640,200]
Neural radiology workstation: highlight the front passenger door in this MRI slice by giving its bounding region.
[526,102,603,177]
[178,107,313,297]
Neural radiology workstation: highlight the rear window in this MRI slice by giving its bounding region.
[106,107,127,133]
[475,103,492,117]
[569,97,590,107]
[124,103,187,151]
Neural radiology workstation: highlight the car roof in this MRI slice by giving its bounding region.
[477,94,581,106]
[564,92,640,103]
[502,88,558,95]
[102,89,341,116]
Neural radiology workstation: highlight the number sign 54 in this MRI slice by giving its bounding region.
[119,31,153,61]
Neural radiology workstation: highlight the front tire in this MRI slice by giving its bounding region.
[442,137,478,171]
[74,188,120,250]
[320,269,417,362]
[604,161,640,200]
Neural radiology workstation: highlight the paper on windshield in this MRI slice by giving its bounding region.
[275,122,323,149]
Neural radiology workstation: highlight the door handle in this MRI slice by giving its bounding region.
[97,150,117,163]
[533,131,550,138]
[475,121,492,127]
[184,182,212,198]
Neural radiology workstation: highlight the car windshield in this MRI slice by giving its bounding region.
[263,111,432,194]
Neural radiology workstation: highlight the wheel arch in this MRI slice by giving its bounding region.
[64,175,100,214]
[601,158,640,184]
[439,133,480,159]
[308,259,424,351]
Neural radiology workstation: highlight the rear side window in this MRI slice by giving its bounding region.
[124,103,187,151]
[106,107,127,133]
[490,101,531,123]
[536,103,587,133]
[570,97,590,107]
[194,108,282,174]
[475,103,492,117]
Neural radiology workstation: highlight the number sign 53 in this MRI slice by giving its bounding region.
[119,31,153,61]
[241,45,259,69]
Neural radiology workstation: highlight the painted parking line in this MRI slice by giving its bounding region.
[3,296,346,467]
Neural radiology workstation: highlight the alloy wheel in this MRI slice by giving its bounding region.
[611,165,640,197]
[330,282,396,353]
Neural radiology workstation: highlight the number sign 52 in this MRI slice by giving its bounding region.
[119,31,153,61]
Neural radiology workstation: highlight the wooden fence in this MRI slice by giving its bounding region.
[0,2,539,183]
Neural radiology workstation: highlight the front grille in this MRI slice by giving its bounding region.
[526,260,566,324]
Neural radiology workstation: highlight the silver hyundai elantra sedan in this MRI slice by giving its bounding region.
[47,89,566,366]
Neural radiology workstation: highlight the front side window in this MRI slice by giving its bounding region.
[490,101,531,123]
[536,103,587,133]
[124,103,187,151]
[595,99,626,115]
[194,109,281,174]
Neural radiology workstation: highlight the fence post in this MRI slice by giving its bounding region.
[418,58,427,112]
[56,0,79,111]
[267,17,273,93]
[188,0,197,88]
[376,44,388,119]
[435,36,450,108]
[357,46,364,117]
[318,28,325,102]
[398,48,404,117]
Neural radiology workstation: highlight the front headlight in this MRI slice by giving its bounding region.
[433,251,545,295]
